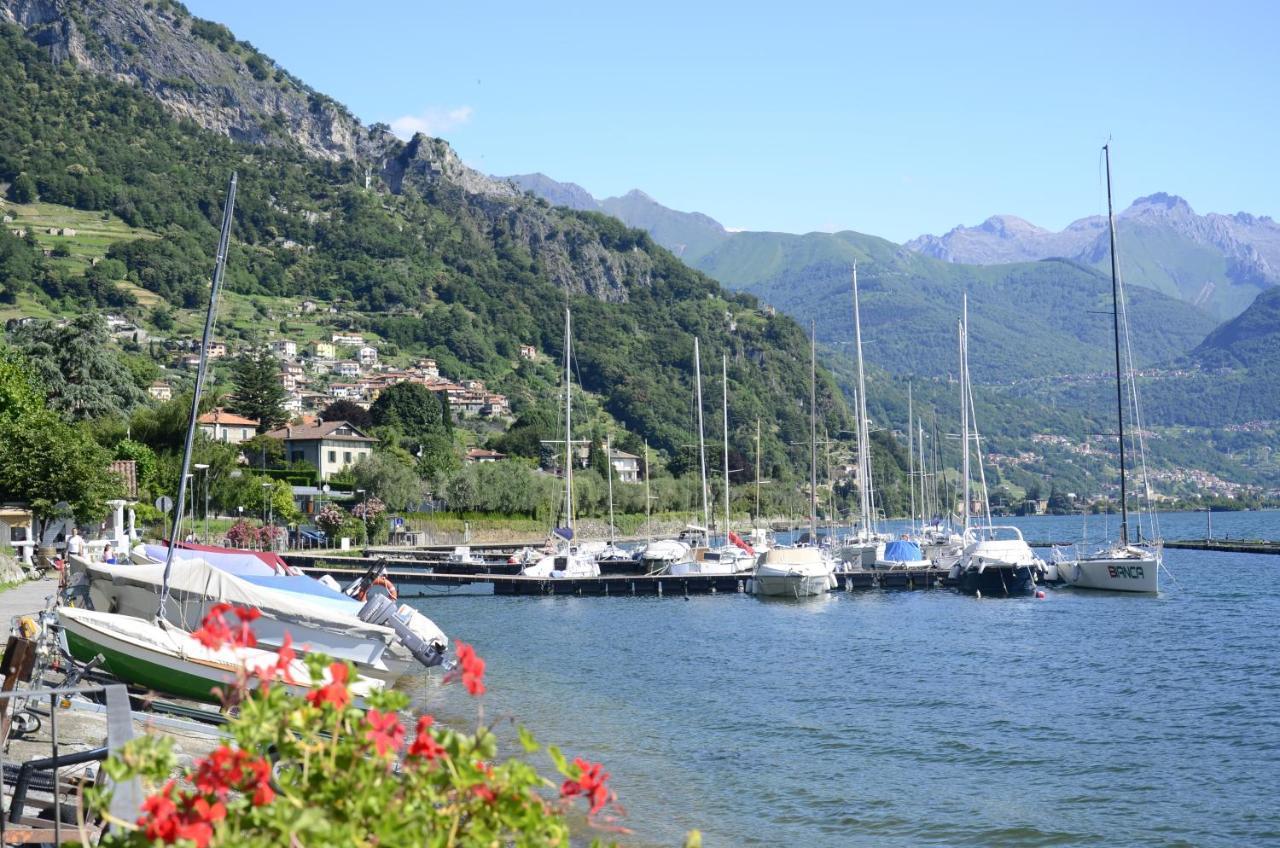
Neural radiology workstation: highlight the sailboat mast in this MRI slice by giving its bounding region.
[959,296,971,538]
[851,262,873,536]
[754,418,762,524]
[564,308,574,533]
[694,338,709,533]
[1103,143,1130,546]
[809,323,818,544]
[644,439,651,543]
[908,382,916,534]
[722,354,731,544]
[918,422,927,532]
[158,172,236,621]
[605,430,615,544]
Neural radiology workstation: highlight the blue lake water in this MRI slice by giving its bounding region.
[407,511,1280,846]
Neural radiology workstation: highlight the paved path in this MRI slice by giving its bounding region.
[0,575,60,625]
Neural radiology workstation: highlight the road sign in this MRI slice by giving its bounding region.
[155,496,174,513]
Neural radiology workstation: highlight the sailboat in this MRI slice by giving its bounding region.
[752,326,837,597]
[949,295,1046,596]
[521,307,601,579]
[838,262,891,567]
[1058,144,1162,593]
[672,353,754,574]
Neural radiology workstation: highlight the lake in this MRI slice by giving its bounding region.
[406,511,1280,846]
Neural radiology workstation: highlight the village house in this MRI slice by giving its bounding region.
[282,394,304,414]
[271,339,297,359]
[267,421,376,481]
[415,358,439,378]
[197,409,259,445]
[465,448,507,464]
[180,354,202,369]
[299,299,318,314]
[609,449,642,483]
[334,360,362,379]
[328,383,364,401]
[357,345,379,367]
[481,393,510,417]
[518,344,537,361]
[148,381,172,401]
[331,332,365,347]
[205,342,228,359]
[310,341,336,359]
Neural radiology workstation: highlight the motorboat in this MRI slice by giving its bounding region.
[58,606,384,705]
[950,526,1045,597]
[752,546,837,598]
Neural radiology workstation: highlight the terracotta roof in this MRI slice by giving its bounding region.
[266,420,376,443]
[466,448,506,460]
[197,408,259,427]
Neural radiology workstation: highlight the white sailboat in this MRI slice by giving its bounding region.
[1058,144,1162,593]
[838,262,891,567]
[669,344,749,574]
[521,307,601,579]
[949,295,1046,596]
[753,326,837,597]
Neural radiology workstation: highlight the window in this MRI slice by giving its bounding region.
[343,451,352,463]
[327,450,337,463]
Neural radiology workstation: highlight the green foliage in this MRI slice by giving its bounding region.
[7,314,146,419]
[319,398,371,429]
[369,382,446,444]
[0,408,121,531]
[445,460,556,517]
[229,346,287,432]
[114,438,158,496]
[7,171,33,202]
[349,450,424,513]
[0,346,43,420]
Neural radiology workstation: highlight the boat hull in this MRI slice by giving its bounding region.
[1059,555,1158,593]
[957,565,1036,597]
[751,572,833,598]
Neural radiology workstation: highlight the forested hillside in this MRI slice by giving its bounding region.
[0,12,911,511]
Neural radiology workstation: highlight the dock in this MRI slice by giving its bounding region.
[299,565,957,598]
[1162,538,1280,555]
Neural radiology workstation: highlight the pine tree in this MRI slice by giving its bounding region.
[229,346,287,432]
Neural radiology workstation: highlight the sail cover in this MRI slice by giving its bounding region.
[882,540,924,562]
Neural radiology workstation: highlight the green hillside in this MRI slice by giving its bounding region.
[0,18,909,510]
[691,230,1216,383]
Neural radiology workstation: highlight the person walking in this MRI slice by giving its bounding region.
[65,526,85,560]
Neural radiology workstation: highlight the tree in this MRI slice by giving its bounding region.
[229,346,287,432]
[369,382,445,444]
[320,399,372,429]
[0,408,122,538]
[8,315,147,419]
[350,450,425,513]
[7,172,34,203]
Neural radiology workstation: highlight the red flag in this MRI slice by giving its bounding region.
[728,531,755,556]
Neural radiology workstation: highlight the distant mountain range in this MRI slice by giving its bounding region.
[508,174,1280,325]
[906,194,1280,321]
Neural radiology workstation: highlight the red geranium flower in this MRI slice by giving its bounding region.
[560,757,614,815]
[306,662,351,709]
[408,715,447,762]
[363,709,405,757]
[446,641,486,697]
[192,603,261,651]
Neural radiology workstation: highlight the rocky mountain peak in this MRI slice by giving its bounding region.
[976,214,1048,238]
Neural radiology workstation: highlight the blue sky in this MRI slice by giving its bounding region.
[184,0,1278,242]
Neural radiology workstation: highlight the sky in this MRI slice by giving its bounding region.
[183,0,1279,243]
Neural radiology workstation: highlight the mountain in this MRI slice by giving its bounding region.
[0,1,860,487]
[505,175,729,261]
[1191,285,1280,370]
[685,230,1217,384]
[906,193,1280,321]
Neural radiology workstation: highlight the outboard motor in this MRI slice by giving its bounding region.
[357,594,448,669]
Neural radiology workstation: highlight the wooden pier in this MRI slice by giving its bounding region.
[1163,538,1280,555]
[300,565,956,598]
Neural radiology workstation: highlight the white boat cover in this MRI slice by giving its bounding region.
[86,558,393,642]
[134,543,280,577]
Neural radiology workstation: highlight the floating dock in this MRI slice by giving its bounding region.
[300,565,957,598]
[1162,539,1280,555]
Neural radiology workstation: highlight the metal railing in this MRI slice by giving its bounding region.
[1,683,137,846]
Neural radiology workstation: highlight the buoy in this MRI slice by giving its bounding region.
[1036,590,1046,599]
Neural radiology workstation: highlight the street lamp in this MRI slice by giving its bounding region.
[194,463,210,544]
[261,481,273,527]
[184,473,195,540]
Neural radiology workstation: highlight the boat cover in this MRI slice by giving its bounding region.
[86,558,389,639]
[138,544,278,577]
[882,540,924,562]
[175,540,293,573]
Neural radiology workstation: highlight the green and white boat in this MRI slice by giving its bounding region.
[58,606,384,704]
